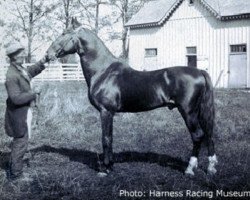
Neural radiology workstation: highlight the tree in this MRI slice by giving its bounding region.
[53,0,81,29]
[1,0,152,62]
[109,0,152,58]
[52,0,111,62]
[77,0,110,34]
[51,0,81,63]
[2,0,57,62]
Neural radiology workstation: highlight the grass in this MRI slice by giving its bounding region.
[0,81,249,200]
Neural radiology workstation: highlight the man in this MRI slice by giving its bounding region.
[4,42,48,181]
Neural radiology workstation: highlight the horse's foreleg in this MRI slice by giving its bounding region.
[100,109,114,175]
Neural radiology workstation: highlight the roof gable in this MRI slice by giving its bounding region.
[126,0,182,28]
[126,0,250,28]
[201,0,250,18]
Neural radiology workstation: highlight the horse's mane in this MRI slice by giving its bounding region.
[77,27,117,59]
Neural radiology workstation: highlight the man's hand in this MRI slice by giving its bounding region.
[33,85,41,95]
[39,55,50,64]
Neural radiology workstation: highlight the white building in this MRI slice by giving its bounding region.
[125,0,250,88]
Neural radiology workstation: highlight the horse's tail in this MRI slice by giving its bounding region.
[199,70,215,139]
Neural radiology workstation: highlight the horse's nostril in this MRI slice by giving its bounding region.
[46,53,56,61]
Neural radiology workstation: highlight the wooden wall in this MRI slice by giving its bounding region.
[128,0,250,87]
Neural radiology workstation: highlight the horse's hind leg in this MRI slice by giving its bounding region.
[99,109,114,176]
[207,138,218,175]
[180,109,205,175]
[198,108,218,175]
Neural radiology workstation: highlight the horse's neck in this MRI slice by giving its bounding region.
[78,31,119,84]
[80,55,117,87]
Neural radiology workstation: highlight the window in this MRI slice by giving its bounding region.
[189,0,194,5]
[145,48,157,57]
[186,46,197,67]
[186,47,197,54]
[230,44,247,53]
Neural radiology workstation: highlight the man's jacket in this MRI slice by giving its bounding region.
[4,61,45,138]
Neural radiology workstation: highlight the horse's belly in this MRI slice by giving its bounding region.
[119,80,170,112]
[120,93,165,112]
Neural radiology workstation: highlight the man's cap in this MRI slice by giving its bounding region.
[6,42,25,56]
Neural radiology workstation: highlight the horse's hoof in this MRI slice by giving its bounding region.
[97,172,108,177]
[185,169,195,176]
[185,157,198,176]
[97,167,112,177]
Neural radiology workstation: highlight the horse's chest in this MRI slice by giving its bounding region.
[89,76,122,111]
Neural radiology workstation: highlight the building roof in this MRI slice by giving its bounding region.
[201,0,250,18]
[125,0,181,28]
[126,0,250,28]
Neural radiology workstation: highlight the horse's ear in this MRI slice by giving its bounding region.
[72,17,81,29]
[68,17,81,30]
[67,17,74,29]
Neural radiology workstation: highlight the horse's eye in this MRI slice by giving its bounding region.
[62,30,68,35]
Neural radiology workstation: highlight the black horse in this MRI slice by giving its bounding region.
[46,18,218,176]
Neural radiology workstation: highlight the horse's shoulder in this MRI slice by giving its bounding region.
[109,61,129,69]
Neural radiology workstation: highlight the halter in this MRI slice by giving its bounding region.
[55,27,84,57]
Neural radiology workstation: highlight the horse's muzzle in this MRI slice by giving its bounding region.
[45,51,57,62]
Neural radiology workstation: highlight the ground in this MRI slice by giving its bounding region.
[0,81,249,200]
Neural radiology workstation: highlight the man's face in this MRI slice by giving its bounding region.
[14,50,26,65]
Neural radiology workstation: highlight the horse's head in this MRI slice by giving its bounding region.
[46,18,85,61]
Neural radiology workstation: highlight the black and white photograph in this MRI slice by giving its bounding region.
[0,0,249,199]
